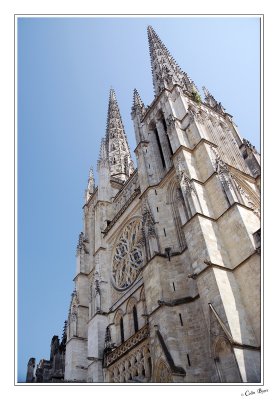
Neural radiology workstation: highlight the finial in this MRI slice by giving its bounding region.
[109,87,116,101]
[97,137,109,170]
[132,88,145,117]
[202,86,210,98]
[87,166,95,196]
[202,86,226,114]
[133,88,143,106]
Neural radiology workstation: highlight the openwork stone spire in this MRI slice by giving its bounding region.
[147,26,196,96]
[105,88,134,181]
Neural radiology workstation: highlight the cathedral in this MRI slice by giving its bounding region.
[26,26,261,384]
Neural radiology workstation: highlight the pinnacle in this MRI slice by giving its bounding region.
[99,137,108,158]
[109,87,117,103]
[202,86,215,100]
[87,166,95,194]
[133,88,144,108]
[202,86,226,114]
[89,166,94,179]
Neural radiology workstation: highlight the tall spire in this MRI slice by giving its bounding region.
[147,25,196,96]
[105,88,134,181]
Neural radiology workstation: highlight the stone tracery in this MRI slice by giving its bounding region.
[112,219,144,290]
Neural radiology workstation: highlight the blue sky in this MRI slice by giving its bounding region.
[17,16,260,382]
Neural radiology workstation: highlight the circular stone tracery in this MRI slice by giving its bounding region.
[112,219,144,290]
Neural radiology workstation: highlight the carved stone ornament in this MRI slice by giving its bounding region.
[209,116,218,127]
[71,289,79,305]
[112,219,144,290]
[89,281,93,302]
[76,232,89,254]
[211,147,232,190]
[243,138,258,153]
[70,311,77,322]
[176,156,196,195]
[232,178,260,217]
[166,114,176,129]
[195,111,205,124]
[142,200,157,238]
[188,107,196,123]
[95,279,101,294]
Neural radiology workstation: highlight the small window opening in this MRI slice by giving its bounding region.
[133,305,139,333]
[179,313,183,326]
[120,317,124,344]
[187,354,191,366]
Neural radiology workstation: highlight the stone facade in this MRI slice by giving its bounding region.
[27,25,261,383]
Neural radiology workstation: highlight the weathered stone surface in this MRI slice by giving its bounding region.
[27,25,261,384]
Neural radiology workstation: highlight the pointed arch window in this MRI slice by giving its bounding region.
[161,114,173,156]
[153,127,166,168]
[133,305,139,333]
[120,317,124,344]
[177,187,191,224]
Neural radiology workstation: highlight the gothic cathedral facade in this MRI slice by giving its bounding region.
[28,26,261,383]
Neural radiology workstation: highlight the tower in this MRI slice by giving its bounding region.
[30,24,260,384]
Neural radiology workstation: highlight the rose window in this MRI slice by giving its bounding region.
[112,219,144,290]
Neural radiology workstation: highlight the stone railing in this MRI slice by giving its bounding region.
[104,324,149,367]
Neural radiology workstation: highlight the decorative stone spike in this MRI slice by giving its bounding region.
[133,88,144,109]
[202,86,226,114]
[97,137,109,169]
[147,25,197,96]
[132,89,146,121]
[76,232,89,255]
[242,138,258,153]
[85,167,95,202]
